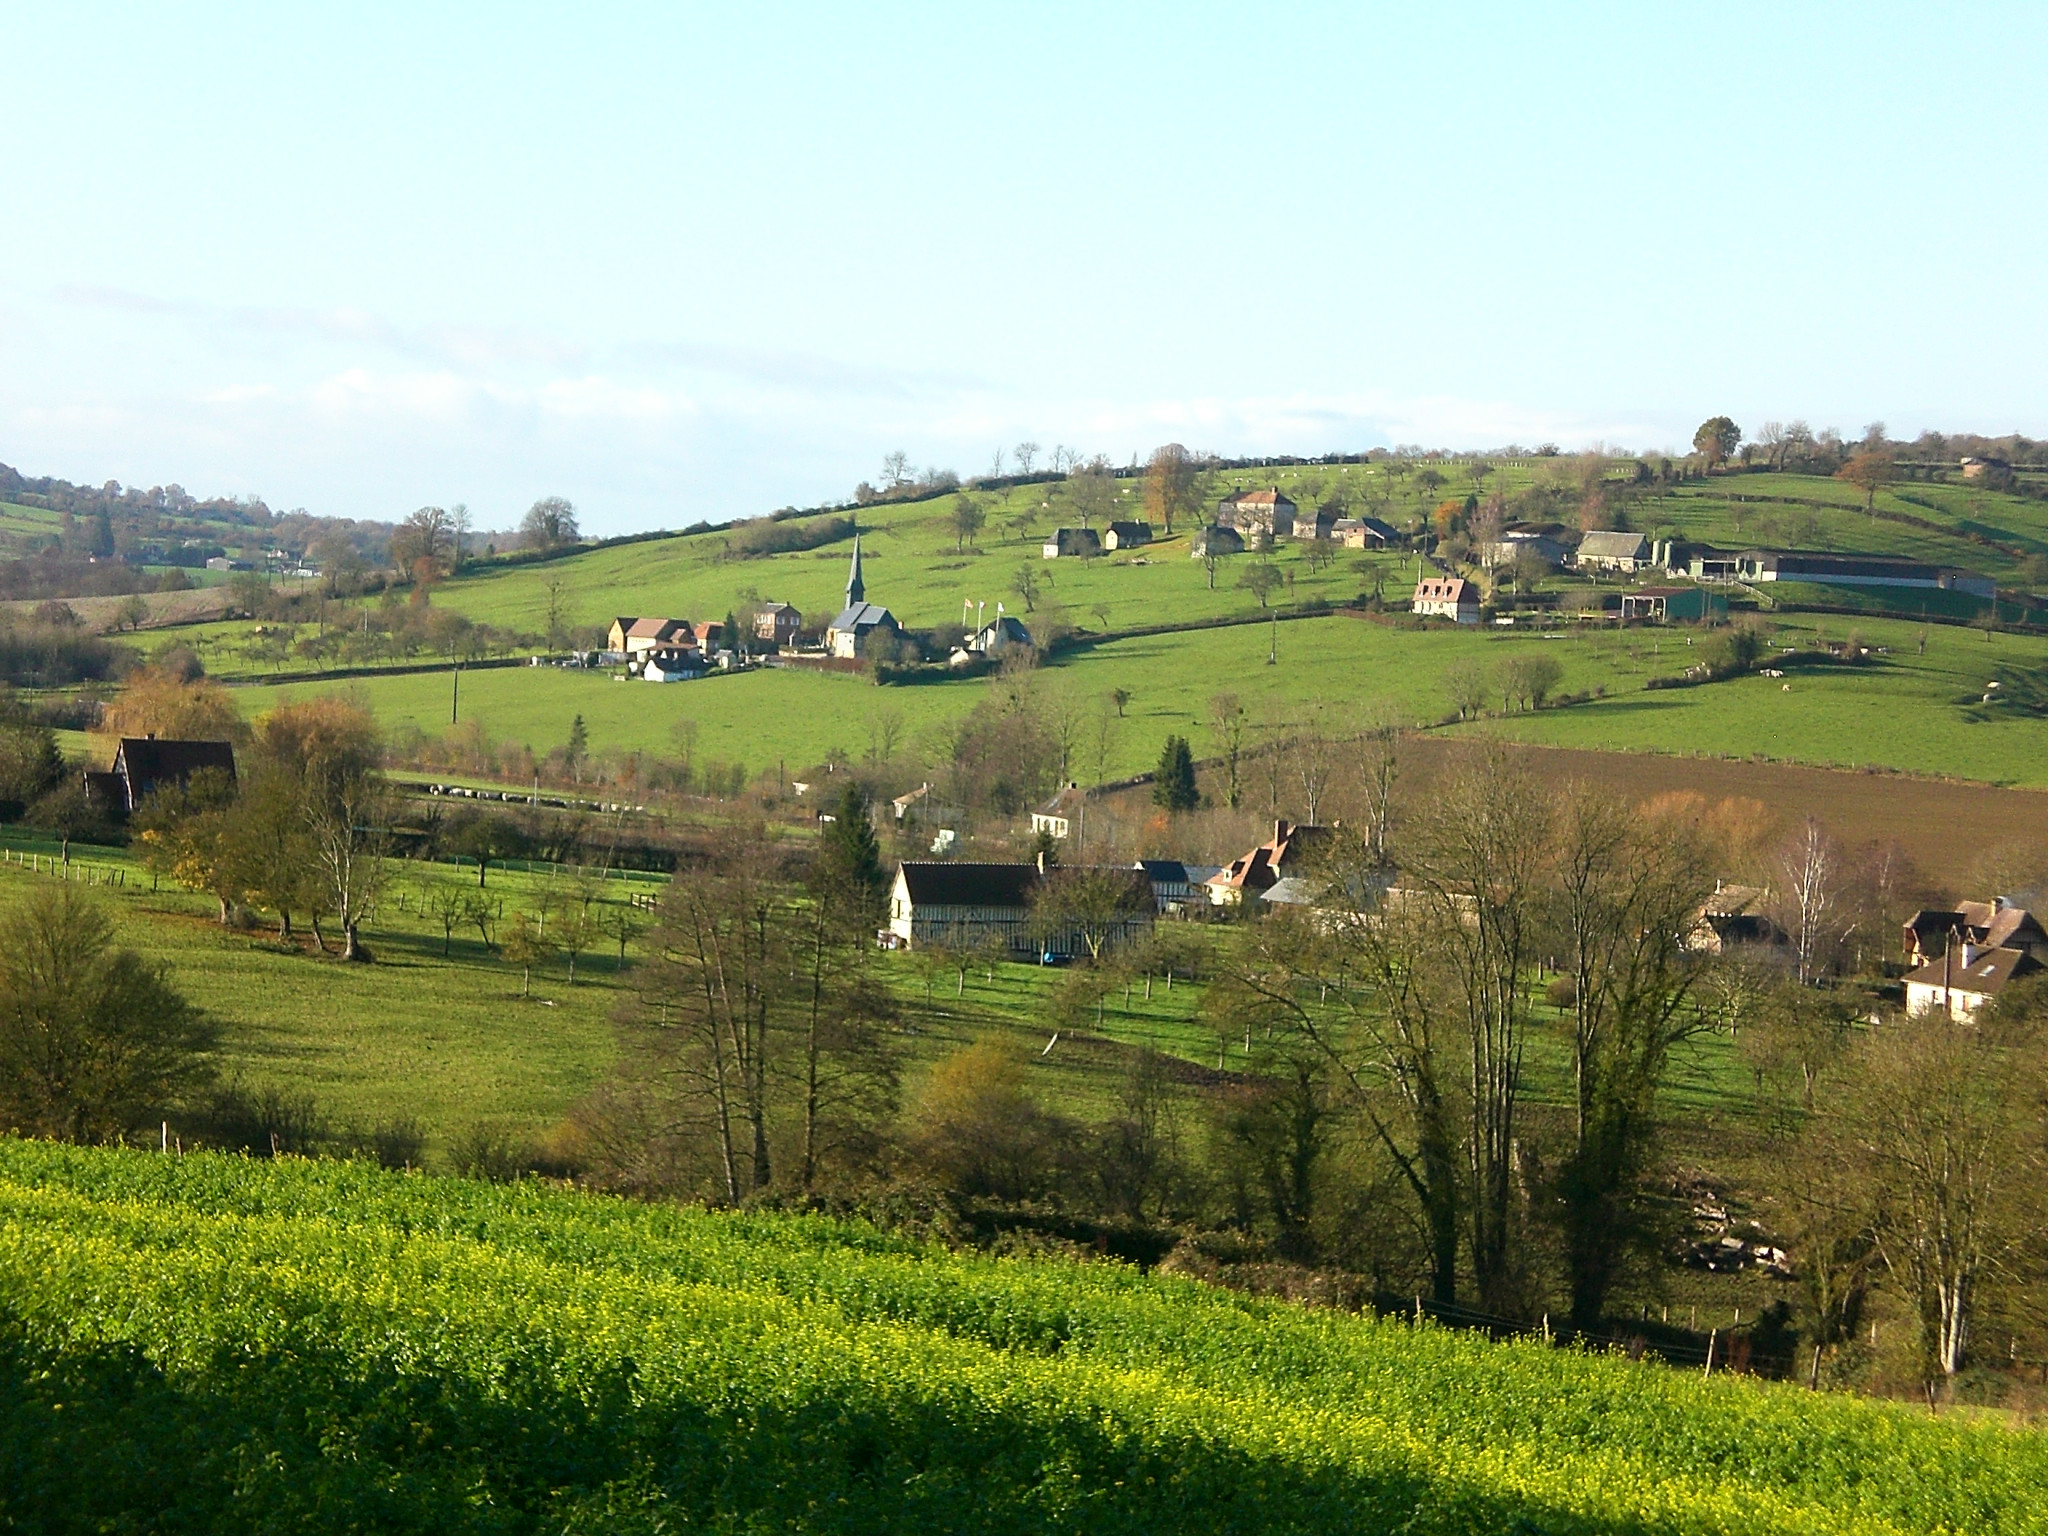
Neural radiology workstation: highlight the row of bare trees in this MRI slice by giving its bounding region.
[1205,745,2048,1384]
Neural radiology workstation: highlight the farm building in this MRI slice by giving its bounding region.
[1483,529,1572,569]
[1620,586,1727,624]
[639,645,704,682]
[1411,576,1480,623]
[608,616,694,660]
[1135,858,1212,914]
[1687,549,1997,598]
[826,537,902,658]
[1574,531,1655,572]
[1330,515,1399,549]
[885,860,1152,957]
[1207,819,1331,907]
[1217,487,1296,540]
[1042,528,1102,559]
[1103,520,1152,550]
[83,736,238,817]
[1190,525,1246,557]
[1685,882,1782,953]
[889,782,962,827]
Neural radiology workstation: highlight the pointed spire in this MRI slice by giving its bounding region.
[846,534,865,606]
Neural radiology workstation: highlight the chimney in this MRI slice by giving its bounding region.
[1274,819,1290,843]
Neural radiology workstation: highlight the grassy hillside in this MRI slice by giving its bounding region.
[230,607,2048,787]
[0,833,625,1154]
[3,1141,2043,1535]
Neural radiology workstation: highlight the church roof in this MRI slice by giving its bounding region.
[830,601,895,632]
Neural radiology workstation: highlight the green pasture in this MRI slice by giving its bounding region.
[1457,612,2048,785]
[408,465,2048,645]
[228,605,2048,786]
[0,832,623,1153]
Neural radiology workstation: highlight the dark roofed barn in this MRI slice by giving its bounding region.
[86,736,238,816]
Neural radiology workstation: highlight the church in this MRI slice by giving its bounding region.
[824,536,901,659]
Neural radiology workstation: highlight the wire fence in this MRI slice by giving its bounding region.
[0,847,134,888]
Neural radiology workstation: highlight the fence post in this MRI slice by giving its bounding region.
[1703,1329,1717,1377]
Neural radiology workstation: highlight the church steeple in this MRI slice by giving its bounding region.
[845,534,865,606]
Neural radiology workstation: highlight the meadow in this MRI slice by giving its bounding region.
[3,1140,2044,1535]
[0,830,625,1154]
[228,605,2048,788]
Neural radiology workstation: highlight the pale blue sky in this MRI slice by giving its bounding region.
[3,3,2043,534]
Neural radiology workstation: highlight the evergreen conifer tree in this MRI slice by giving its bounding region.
[1152,735,1198,813]
[819,782,887,912]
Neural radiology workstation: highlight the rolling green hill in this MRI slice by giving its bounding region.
[3,1140,2043,1535]
[231,608,2048,788]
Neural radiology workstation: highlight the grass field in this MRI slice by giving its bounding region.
[4,1140,2044,1534]
[227,605,2048,787]
[405,465,2048,639]
[0,831,625,1154]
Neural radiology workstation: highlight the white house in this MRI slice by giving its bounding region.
[1030,782,1086,840]
[1411,576,1480,623]
[1903,942,2043,1020]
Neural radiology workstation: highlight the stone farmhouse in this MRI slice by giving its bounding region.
[1103,520,1152,551]
[1573,531,1657,573]
[1217,487,1296,541]
[1330,516,1399,549]
[607,616,693,661]
[1190,525,1245,557]
[753,602,802,646]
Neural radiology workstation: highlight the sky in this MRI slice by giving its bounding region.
[3,2,2045,536]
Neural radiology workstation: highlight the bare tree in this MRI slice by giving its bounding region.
[1776,817,1839,984]
[1548,786,1717,1326]
[1290,710,1337,826]
[1011,441,1040,475]
[1207,692,1249,811]
[521,496,579,551]
[1143,443,1203,535]
[1347,705,1399,866]
[1835,1015,2038,1382]
[544,572,569,652]
[882,450,912,486]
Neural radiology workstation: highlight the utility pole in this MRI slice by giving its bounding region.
[450,638,460,725]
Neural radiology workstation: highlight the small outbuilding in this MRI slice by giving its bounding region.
[1043,528,1102,559]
